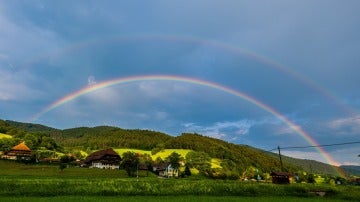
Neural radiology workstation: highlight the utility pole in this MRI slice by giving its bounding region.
[277,146,283,172]
[136,163,139,182]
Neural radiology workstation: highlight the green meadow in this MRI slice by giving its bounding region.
[0,161,359,201]
[0,196,349,202]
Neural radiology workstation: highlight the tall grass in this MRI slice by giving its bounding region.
[0,196,349,202]
[0,161,358,200]
[0,178,358,200]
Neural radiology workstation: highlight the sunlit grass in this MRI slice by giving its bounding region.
[151,149,192,160]
[0,133,12,139]
[114,148,192,160]
[114,148,152,156]
[211,158,222,168]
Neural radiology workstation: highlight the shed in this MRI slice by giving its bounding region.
[270,172,293,184]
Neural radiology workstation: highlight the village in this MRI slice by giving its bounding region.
[2,141,357,186]
[1,142,181,179]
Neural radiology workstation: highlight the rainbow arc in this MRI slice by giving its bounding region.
[29,74,344,177]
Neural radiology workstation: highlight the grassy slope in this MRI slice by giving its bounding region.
[211,158,222,168]
[114,148,192,160]
[114,148,218,172]
[0,133,12,139]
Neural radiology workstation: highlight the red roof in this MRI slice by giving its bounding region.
[11,142,31,151]
[271,172,293,176]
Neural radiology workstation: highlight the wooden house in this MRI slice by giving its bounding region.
[270,172,293,184]
[84,148,121,169]
[153,163,179,178]
[4,142,32,160]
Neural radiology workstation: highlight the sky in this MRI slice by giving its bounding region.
[0,0,359,166]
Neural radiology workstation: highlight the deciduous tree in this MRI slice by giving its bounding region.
[121,151,139,177]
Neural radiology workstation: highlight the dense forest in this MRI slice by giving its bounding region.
[1,119,356,177]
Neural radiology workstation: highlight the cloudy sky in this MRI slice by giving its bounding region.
[1,0,359,166]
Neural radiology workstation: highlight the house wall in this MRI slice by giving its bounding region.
[161,165,179,178]
[91,162,119,169]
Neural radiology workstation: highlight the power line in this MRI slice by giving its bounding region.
[268,140,360,152]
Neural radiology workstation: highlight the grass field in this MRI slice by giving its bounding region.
[0,133,12,139]
[0,196,349,202]
[0,160,359,201]
[0,160,149,178]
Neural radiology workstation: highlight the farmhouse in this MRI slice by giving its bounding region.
[270,172,293,184]
[153,163,179,178]
[4,142,32,160]
[84,148,121,169]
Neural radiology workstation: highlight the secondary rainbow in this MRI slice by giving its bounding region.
[29,74,344,176]
[21,34,357,116]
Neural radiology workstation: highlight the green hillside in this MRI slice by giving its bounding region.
[3,119,350,177]
[341,165,360,176]
[56,126,172,150]
[166,133,292,172]
[114,148,192,160]
[5,120,59,133]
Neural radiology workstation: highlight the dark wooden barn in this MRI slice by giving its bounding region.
[270,172,293,184]
[84,148,121,169]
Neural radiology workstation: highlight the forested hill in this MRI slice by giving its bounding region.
[340,165,360,176]
[3,119,347,176]
[167,133,288,172]
[54,126,173,150]
[5,120,59,133]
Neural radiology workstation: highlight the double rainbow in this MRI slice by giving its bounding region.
[29,74,344,176]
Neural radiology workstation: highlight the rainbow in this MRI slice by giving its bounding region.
[29,74,344,176]
[21,34,357,116]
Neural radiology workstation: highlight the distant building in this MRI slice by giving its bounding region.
[84,148,121,169]
[350,178,360,186]
[153,163,179,178]
[4,142,32,160]
[270,172,293,184]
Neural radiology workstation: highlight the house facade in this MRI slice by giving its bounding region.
[84,148,121,169]
[153,163,179,178]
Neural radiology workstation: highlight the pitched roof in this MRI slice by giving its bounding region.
[84,148,120,163]
[270,172,293,176]
[11,142,31,151]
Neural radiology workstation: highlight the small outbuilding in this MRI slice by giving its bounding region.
[84,148,121,169]
[270,172,293,184]
[5,142,32,160]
